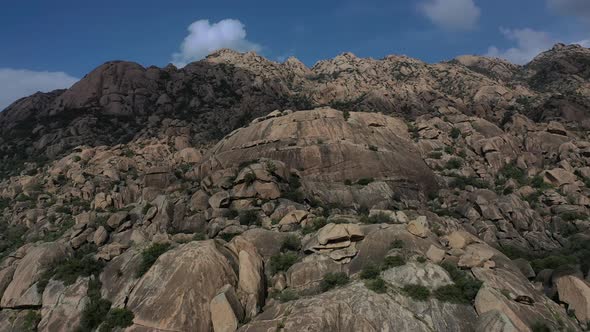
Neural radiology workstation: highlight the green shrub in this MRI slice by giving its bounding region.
[38,244,102,294]
[239,210,260,226]
[320,272,350,292]
[390,239,404,249]
[193,232,206,241]
[416,256,427,263]
[244,172,257,186]
[382,255,405,269]
[450,176,490,189]
[428,151,443,159]
[274,289,299,302]
[281,235,301,252]
[365,277,387,293]
[360,264,381,280]
[265,161,277,174]
[531,322,551,332]
[301,217,328,235]
[444,146,454,154]
[450,128,461,139]
[433,284,467,304]
[445,158,463,170]
[289,175,302,189]
[560,212,586,222]
[270,252,298,274]
[362,212,392,224]
[498,163,527,185]
[356,178,374,186]
[523,191,542,207]
[99,308,135,332]
[531,175,552,189]
[0,224,27,260]
[16,193,33,202]
[79,278,112,332]
[530,255,578,273]
[343,110,350,120]
[438,262,482,303]
[403,284,430,301]
[368,145,378,152]
[344,179,352,185]
[22,310,41,332]
[219,232,240,242]
[283,189,305,203]
[227,209,239,219]
[41,217,75,242]
[136,243,171,277]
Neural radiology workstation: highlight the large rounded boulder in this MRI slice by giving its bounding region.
[199,108,437,203]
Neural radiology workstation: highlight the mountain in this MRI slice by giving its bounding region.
[0,45,589,331]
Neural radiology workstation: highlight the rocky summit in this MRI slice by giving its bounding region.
[0,45,589,332]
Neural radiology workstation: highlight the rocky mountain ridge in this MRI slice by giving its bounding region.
[0,45,589,331]
[1,43,589,177]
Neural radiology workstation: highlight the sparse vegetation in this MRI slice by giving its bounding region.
[449,175,490,189]
[531,321,551,332]
[531,175,552,190]
[301,217,328,235]
[239,210,260,226]
[382,255,405,269]
[266,161,277,174]
[390,239,404,249]
[270,252,298,274]
[450,128,461,139]
[403,284,430,301]
[435,262,482,303]
[445,158,463,170]
[343,110,350,120]
[98,308,135,332]
[273,289,299,302]
[38,244,103,294]
[428,151,443,159]
[360,264,381,280]
[22,310,41,332]
[365,277,387,293]
[361,212,392,224]
[244,172,257,185]
[136,243,171,277]
[356,178,374,186]
[281,235,302,252]
[78,278,112,332]
[498,163,527,186]
[320,272,350,292]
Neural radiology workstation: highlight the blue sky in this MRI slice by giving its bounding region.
[1,0,589,109]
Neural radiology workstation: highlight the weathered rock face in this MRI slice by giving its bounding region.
[239,282,477,332]
[555,276,590,324]
[201,108,438,202]
[473,267,579,332]
[126,241,239,331]
[1,243,70,308]
[38,278,88,332]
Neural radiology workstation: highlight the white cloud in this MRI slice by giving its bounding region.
[486,28,555,64]
[0,69,78,111]
[547,0,590,20]
[172,19,262,67]
[418,0,481,30]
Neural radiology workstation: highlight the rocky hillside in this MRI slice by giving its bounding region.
[0,45,589,331]
[2,43,590,176]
